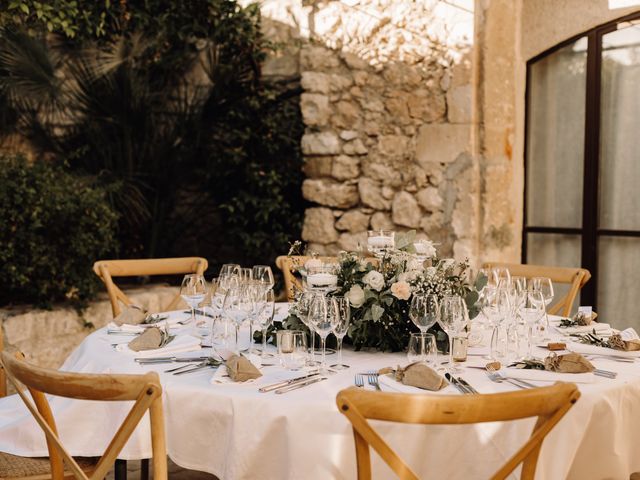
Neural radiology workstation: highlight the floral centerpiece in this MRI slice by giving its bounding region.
[282,231,485,352]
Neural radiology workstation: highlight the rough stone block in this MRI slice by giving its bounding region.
[301,72,331,94]
[358,177,391,210]
[302,131,341,155]
[302,207,339,244]
[338,231,368,251]
[378,135,410,157]
[335,209,370,232]
[447,84,472,124]
[416,187,443,211]
[392,191,422,228]
[370,211,395,231]
[408,89,446,122]
[342,138,368,155]
[415,124,470,166]
[302,179,359,208]
[303,156,333,178]
[301,93,331,126]
[300,45,340,70]
[332,155,360,180]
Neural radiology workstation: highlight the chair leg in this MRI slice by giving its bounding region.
[140,458,150,480]
[114,459,127,480]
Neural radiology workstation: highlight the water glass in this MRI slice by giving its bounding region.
[180,274,207,325]
[277,330,307,370]
[330,296,350,370]
[407,332,437,366]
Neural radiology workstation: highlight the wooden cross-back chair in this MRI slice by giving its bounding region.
[482,262,591,317]
[0,352,167,480]
[337,383,580,480]
[93,257,208,317]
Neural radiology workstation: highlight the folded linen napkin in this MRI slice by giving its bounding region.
[378,375,436,394]
[379,363,447,391]
[107,322,145,334]
[128,327,166,352]
[113,305,147,326]
[569,341,640,358]
[544,352,594,373]
[210,355,262,383]
[501,368,595,384]
[609,328,640,351]
[116,334,201,357]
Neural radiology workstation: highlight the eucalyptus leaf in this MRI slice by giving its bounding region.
[371,304,385,322]
[475,273,488,291]
[394,229,416,250]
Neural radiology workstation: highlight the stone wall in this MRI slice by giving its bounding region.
[254,0,478,260]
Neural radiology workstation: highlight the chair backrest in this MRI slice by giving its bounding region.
[482,262,591,317]
[275,255,338,301]
[1,351,167,480]
[337,383,580,480]
[93,257,208,317]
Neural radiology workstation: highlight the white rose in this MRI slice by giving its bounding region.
[346,284,365,308]
[390,281,411,301]
[362,270,385,291]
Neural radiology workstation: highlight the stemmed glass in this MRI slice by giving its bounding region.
[252,265,274,294]
[520,290,546,359]
[180,274,207,325]
[308,293,335,374]
[530,277,554,339]
[330,296,350,370]
[222,284,253,354]
[494,268,511,289]
[255,289,275,359]
[295,291,320,366]
[439,295,468,372]
[240,268,253,284]
[407,332,437,366]
[409,294,439,333]
[220,264,240,278]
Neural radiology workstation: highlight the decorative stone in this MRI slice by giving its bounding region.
[302,132,341,155]
[338,231,368,251]
[330,74,354,92]
[392,191,422,228]
[370,211,394,231]
[408,89,446,122]
[301,93,330,126]
[340,130,359,141]
[335,210,370,232]
[381,186,395,200]
[358,178,391,210]
[336,101,360,126]
[378,135,409,157]
[416,187,442,211]
[262,54,299,79]
[301,72,331,94]
[447,84,472,124]
[302,179,359,208]
[415,124,470,166]
[332,155,360,180]
[342,139,368,155]
[302,208,339,244]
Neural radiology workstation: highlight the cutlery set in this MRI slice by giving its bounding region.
[259,371,325,394]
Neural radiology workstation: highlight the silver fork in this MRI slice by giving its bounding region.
[355,374,365,388]
[367,373,381,391]
[485,364,535,389]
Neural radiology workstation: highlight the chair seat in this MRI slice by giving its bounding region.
[0,451,98,479]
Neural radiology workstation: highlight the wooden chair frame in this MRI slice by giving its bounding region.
[93,257,208,317]
[1,352,167,480]
[482,262,591,317]
[337,383,580,480]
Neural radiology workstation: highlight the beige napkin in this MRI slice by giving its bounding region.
[128,327,163,352]
[608,333,640,352]
[113,305,147,326]
[225,355,262,382]
[380,363,448,391]
[544,352,594,373]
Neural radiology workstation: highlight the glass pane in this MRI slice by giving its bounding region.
[526,39,587,228]
[599,24,640,231]
[526,233,583,314]
[598,236,640,331]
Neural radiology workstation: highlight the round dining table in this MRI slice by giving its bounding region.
[1,306,640,479]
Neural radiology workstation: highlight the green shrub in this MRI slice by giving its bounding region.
[0,156,118,307]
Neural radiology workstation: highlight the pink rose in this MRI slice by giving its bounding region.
[390,281,411,300]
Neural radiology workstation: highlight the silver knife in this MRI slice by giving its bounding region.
[457,376,479,394]
[445,373,470,394]
[135,356,209,364]
[275,376,327,394]
[259,372,320,393]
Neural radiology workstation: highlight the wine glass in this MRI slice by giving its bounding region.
[295,291,320,366]
[240,268,253,284]
[209,310,231,359]
[530,277,554,338]
[494,267,511,289]
[255,289,275,359]
[520,290,546,359]
[330,296,350,370]
[407,333,437,366]
[180,274,207,325]
[409,294,439,333]
[308,294,335,374]
[252,265,274,294]
[219,264,240,277]
[222,285,253,353]
[439,295,468,372]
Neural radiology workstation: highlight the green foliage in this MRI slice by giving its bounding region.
[0,155,118,307]
[0,0,304,276]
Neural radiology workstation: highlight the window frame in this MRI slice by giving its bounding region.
[523,11,640,310]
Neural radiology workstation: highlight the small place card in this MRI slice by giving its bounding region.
[578,306,593,318]
[620,328,640,342]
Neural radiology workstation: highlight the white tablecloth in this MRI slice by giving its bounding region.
[1,309,640,479]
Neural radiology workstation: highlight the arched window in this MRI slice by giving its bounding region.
[524,12,640,327]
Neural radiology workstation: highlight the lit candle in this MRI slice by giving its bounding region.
[307,272,338,289]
